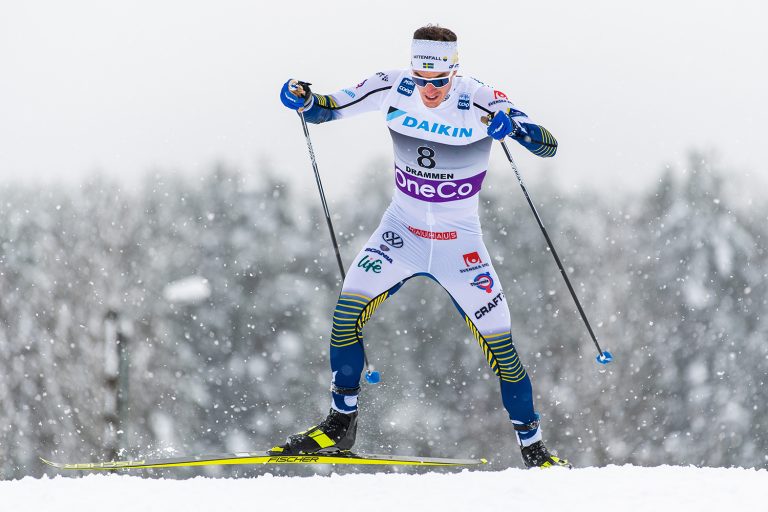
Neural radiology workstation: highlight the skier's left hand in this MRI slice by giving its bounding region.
[487,111,524,140]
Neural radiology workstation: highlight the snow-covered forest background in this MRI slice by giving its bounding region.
[0,151,765,479]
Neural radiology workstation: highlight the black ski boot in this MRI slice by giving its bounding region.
[514,415,572,468]
[520,441,573,469]
[269,409,358,455]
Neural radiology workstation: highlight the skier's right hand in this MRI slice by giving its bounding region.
[280,79,312,111]
[487,111,525,141]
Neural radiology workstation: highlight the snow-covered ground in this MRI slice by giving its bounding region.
[3,466,765,512]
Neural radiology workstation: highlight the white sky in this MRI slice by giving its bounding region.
[0,0,766,200]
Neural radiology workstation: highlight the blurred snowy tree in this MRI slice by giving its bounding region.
[0,152,765,479]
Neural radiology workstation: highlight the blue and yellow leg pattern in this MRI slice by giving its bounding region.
[329,290,391,412]
[463,316,540,443]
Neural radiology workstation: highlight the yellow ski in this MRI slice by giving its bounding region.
[41,451,487,470]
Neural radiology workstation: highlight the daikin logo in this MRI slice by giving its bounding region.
[386,107,472,138]
[402,116,473,138]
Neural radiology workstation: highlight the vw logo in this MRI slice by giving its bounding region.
[382,231,404,248]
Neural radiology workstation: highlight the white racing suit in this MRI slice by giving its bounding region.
[302,69,558,445]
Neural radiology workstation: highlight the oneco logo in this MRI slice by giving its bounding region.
[395,167,486,203]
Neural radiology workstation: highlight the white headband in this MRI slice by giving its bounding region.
[411,39,459,72]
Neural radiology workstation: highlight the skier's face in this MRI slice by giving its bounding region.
[413,70,455,108]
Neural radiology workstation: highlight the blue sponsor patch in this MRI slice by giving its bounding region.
[458,92,470,110]
[397,77,415,97]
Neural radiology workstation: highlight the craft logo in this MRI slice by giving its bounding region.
[458,93,470,110]
[397,77,415,97]
[470,272,494,293]
[357,255,382,273]
[474,292,505,319]
[382,231,404,248]
[408,226,457,240]
[376,72,389,82]
[463,252,482,266]
[365,247,393,264]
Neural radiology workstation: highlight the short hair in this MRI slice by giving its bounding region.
[413,24,457,42]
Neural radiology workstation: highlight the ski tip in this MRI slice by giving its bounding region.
[480,458,488,464]
[40,457,59,468]
[596,351,614,364]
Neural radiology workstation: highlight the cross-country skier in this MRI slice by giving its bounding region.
[272,24,570,468]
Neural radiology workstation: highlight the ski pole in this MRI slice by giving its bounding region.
[295,107,381,383]
[498,138,613,365]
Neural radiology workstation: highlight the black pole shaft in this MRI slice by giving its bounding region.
[297,111,372,371]
[298,112,347,281]
[500,140,606,357]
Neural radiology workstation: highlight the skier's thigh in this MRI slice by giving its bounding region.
[342,223,417,297]
[431,237,511,333]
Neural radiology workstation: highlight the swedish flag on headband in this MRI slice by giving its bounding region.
[422,62,434,69]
